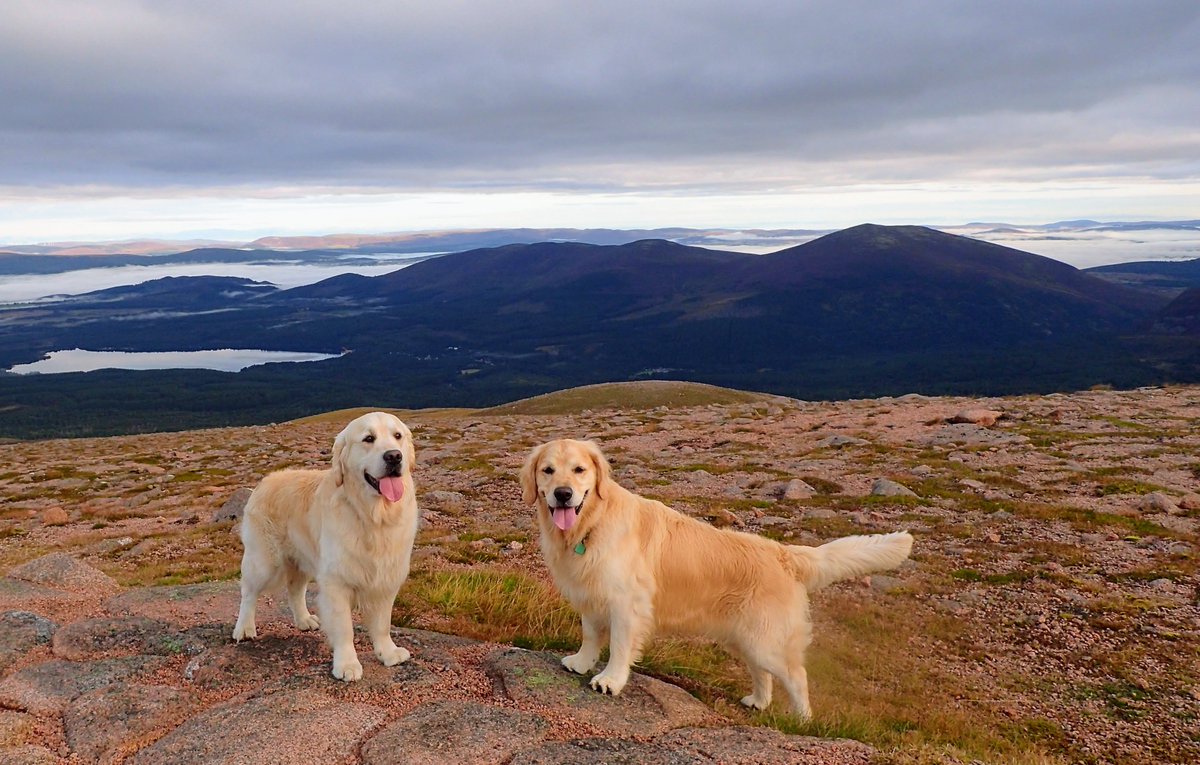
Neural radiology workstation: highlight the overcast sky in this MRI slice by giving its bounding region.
[2,0,1198,243]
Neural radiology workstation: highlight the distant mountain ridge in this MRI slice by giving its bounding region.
[1,223,1194,439]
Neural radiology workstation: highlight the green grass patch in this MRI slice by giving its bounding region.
[397,568,579,649]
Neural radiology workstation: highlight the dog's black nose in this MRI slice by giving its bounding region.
[383,450,403,466]
[553,487,574,505]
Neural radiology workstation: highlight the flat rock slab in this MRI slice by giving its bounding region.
[64,683,194,764]
[0,655,169,714]
[510,738,703,765]
[0,577,85,608]
[105,581,297,627]
[486,648,716,736]
[658,726,877,764]
[0,745,59,765]
[8,553,120,594]
[0,611,57,667]
[919,424,1028,448]
[184,631,434,697]
[362,700,549,765]
[128,688,386,765]
[52,616,205,661]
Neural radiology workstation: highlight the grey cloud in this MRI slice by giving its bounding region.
[2,0,1198,191]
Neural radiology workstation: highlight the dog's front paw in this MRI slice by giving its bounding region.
[740,694,770,710]
[294,614,320,631]
[589,671,628,696]
[562,652,596,675]
[231,623,256,642]
[376,644,410,667]
[332,655,364,682]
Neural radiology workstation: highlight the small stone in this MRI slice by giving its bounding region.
[869,575,903,593]
[782,479,815,500]
[41,507,69,526]
[1149,578,1174,590]
[211,487,252,523]
[804,508,837,519]
[870,478,919,498]
[707,509,742,528]
[757,515,790,527]
[1139,492,1180,515]
[1178,494,1200,511]
[911,465,934,477]
[950,409,1004,427]
[815,435,868,448]
[960,479,986,491]
[505,541,524,551]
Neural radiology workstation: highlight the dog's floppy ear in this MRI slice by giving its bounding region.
[520,443,548,506]
[331,427,349,487]
[583,440,612,500]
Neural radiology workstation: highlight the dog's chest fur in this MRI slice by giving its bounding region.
[321,496,419,592]
[539,522,652,614]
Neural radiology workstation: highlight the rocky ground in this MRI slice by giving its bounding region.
[0,381,1197,764]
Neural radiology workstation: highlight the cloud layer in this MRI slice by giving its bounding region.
[4,0,1198,197]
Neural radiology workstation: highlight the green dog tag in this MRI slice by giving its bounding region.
[574,541,586,555]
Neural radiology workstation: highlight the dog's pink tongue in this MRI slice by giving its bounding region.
[552,507,577,532]
[379,476,405,502]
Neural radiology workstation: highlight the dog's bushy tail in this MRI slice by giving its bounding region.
[788,531,913,591]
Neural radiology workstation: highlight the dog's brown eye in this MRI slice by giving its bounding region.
[573,466,585,474]
[542,466,554,475]
[394,432,403,440]
[363,434,375,443]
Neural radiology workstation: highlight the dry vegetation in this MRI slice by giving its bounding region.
[1,380,1198,765]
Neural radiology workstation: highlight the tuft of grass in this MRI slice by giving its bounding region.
[396,568,579,650]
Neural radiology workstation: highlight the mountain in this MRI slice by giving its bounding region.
[1150,287,1200,334]
[52,275,278,308]
[1087,258,1200,294]
[0,224,1183,439]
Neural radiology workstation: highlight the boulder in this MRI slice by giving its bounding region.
[362,700,548,765]
[510,739,701,765]
[0,611,57,667]
[64,683,193,764]
[0,656,168,714]
[485,648,715,737]
[128,689,385,765]
[658,726,876,764]
[52,616,203,661]
[7,553,119,595]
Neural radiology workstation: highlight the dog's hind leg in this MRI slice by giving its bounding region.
[232,547,271,642]
[362,588,409,667]
[284,563,319,631]
[730,642,774,710]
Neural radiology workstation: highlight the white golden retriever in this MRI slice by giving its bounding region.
[521,438,913,718]
[232,411,419,681]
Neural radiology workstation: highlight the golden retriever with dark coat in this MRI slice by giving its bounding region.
[232,411,419,681]
[521,438,913,717]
